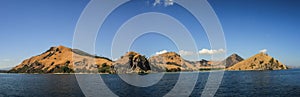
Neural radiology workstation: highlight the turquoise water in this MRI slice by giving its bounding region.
[1,69,300,97]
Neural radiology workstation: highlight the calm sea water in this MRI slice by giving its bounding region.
[1,69,300,97]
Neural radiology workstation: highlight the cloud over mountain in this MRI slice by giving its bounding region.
[260,49,267,53]
[155,50,168,55]
[199,49,225,55]
[179,49,226,56]
[178,50,195,56]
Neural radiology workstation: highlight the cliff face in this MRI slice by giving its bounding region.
[113,52,151,73]
[9,46,113,73]
[227,53,288,70]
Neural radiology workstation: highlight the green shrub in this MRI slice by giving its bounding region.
[98,63,111,73]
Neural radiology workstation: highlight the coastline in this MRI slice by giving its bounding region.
[2,68,294,75]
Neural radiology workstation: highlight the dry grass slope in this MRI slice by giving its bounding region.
[9,46,113,73]
[227,53,287,70]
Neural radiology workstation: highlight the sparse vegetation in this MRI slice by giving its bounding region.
[166,62,181,66]
[65,60,70,66]
[51,62,55,66]
[269,58,274,64]
[98,63,112,73]
[250,64,256,69]
[72,49,112,61]
[43,52,54,59]
[49,65,74,73]
[61,66,74,73]
[199,68,223,71]
[260,61,264,64]
[166,67,181,72]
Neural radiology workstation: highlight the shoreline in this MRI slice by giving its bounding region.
[0,68,295,75]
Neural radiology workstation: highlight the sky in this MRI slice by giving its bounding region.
[0,0,299,69]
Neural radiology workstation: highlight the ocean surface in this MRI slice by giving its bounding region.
[1,69,300,97]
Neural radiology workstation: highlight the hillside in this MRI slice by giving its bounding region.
[9,46,113,73]
[227,53,288,70]
[148,52,216,72]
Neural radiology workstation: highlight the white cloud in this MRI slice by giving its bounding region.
[153,0,174,7]
[199,49,225,55]
[155,50,168,55]
[178,50,195,56]
[153,0,161,6]
[259,49,267,53]
[112,58,118,61]
[164,0,174,6]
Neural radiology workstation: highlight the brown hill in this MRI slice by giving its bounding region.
[9,46,113,73]
[148,52,202,72]
[113,51,151,73]
[227,53,288,70]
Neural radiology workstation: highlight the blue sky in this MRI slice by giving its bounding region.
[0,0,299,69]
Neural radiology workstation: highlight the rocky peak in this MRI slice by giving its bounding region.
[225,53,244,67]
[114,52,151,73]
[125,51,140,56]
[48,45,70,52]
[231,53,238,57]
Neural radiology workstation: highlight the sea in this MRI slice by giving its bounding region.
[0,69,300,97]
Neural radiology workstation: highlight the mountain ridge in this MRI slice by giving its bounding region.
[8,46,288,73]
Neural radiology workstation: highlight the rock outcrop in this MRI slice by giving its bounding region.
[9,46,113,73]
[113,52,151,73]
[227,53,288,70]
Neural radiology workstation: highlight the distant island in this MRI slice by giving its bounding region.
[8,46,288,74]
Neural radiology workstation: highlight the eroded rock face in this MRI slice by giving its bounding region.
[113,52,151,73]
[227,53,288,70]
